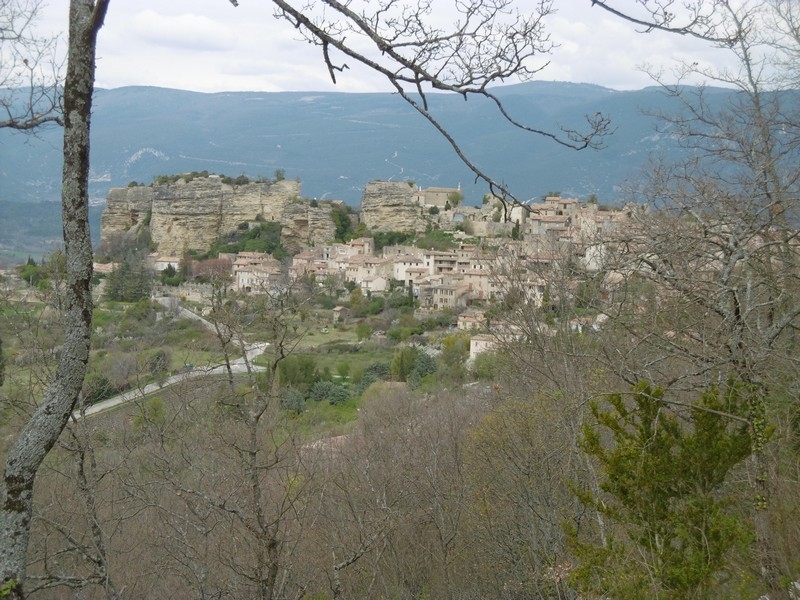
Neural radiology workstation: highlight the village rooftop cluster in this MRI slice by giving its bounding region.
[133,187,636,359]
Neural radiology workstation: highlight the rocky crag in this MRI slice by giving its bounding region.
[101,177,438,256]
[101,176,337,255]
[359,180,426,233]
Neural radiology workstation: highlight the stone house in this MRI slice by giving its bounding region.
[469,333,496,361]
[360,275,389,294]
[405,267,430,297]
[526,214,571,238]
[391,255,425,286]
[457,310,487,331]
[344,255,391,285]
[147,253,181,272]
[322,242,363,271]
[347,237,374,256]
[419,280,470,311]
[414,185,462,208]
[382,244,423,259]
[422,250,459,275]
[462,268,502,301]
[233,252,282,293]
[289,248,322,277]
[332,306,349,324]
[290,248,341,281]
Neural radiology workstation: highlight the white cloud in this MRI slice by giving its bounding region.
[545,7,741,90]
[130,9,235,52]
[39,0,744,93]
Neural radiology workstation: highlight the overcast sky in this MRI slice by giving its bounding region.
[37,1,740,93]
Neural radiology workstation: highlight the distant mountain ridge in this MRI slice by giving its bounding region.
[0,81,726,258]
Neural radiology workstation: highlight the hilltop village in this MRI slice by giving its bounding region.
[8,103,800,599]
[97,173,634,351]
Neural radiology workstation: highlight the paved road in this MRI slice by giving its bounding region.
[73,300,269,419]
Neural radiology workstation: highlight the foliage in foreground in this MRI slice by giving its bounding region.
[569,381,754,599]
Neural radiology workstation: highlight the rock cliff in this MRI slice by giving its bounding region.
[359,180,426,233]
[280,200,338,254]
[101,176,338,255]
[101,177,434,256]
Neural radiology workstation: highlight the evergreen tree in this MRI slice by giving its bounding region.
[104,255,152,302]
[407,351,437,389]
[568,381,753,598]
[18,257,45,287]
[331,204,355,242]
[390,346,419,382]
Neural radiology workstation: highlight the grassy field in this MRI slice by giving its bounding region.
[296,325,359,348]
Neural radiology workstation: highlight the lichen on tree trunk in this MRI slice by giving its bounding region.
[0,1,108,596]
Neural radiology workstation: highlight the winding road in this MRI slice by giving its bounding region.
[72,298,269,419]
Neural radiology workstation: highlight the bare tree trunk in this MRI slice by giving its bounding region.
[0,1,108,595]
[748,386,783,596]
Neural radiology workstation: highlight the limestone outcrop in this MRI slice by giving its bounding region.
[101,177,435,256]
[359,180,426,233]
[100,176,339,255]
[101,185,155,237]
[280,200,338,254]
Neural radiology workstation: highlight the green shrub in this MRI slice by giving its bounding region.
[355,322,372,340]
[220,174,250,186]
[133,396,166,431]
[387,324,425,342]
[82,372,114,405]
[414,228,457,251]
[363,361,390,381]
[372,231,414,251]
[280,387,305,414]
[201,222,285,260]
[471,351,499,380]
[308,380,350,405]
[124,298,156,322]
[147,349,171,381]
[407,351,437,389]
[354,372,378,397]
[278,354,319,393]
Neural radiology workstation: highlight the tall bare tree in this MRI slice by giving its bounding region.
[259,0,751,209]
[582,2,800,593]
[263,0,613,207]
[0,1,108,596]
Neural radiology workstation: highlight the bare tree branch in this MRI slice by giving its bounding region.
[0,0,65,130]
[589,0,740,45]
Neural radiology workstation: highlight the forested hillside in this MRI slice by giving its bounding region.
[2,0,800,598]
